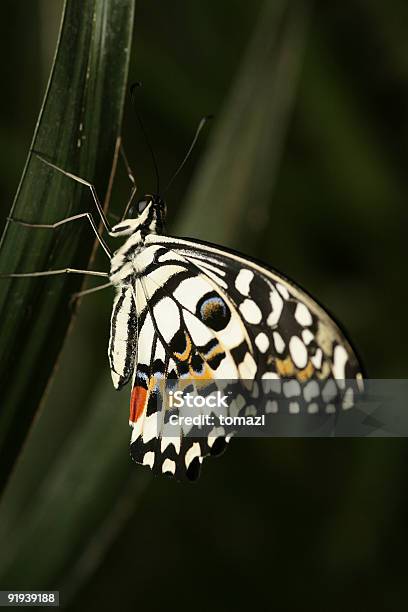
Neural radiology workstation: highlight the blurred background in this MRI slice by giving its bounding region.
[0,0,407,609]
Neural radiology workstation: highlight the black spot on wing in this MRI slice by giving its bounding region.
[170,328,188,356]
[196,292,231,331]
[190,353,205,374]
[206,351,225,370]
[146,386,161,418]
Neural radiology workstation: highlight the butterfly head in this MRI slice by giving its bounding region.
[110,193,166,237]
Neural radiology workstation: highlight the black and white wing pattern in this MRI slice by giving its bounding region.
[109,234,363,481]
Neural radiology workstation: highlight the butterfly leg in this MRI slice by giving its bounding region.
[94,135,137,223]
[32,153,113,234]
[70,281,112,304]
[119,142,137,190]
[7,213,112,259]
[0,269,108,279]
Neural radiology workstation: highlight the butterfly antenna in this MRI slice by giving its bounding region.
[130,82,160,194]
[164,115,213,194]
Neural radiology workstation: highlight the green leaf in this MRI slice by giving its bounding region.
[0,378,148,589]
[178,0,309,249]
[0,0,135,492]
[0,0,308,597]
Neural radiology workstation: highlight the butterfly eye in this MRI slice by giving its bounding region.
[127,198,151,218]
[137,199,150,213]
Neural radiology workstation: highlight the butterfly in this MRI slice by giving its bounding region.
[106,191,363,481]
[4,132,363,482]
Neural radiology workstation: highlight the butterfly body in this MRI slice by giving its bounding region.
[106,195,363,481]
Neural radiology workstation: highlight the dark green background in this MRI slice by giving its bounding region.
[0,1,407,609]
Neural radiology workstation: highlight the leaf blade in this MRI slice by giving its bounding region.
[0,0,135,493]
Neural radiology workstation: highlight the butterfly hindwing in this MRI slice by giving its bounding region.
[127,266,246,480]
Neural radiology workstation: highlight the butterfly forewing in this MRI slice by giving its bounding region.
[146,236,362,379]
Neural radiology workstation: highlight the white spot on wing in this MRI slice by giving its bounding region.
[235,269,254,296]
[289,402,300,414]
[143,451,155,468]
[302,329,314,345]
[311,348,323,369]
[239,299,262,324]
[162,458,176,474]
[142,413,159,443]
[185,442,202,468]
[283,380,301,398]
[131,419,143,443]
[342,387,354,410]
[303,380,319,402]
[266,400,278,413]
[322,379,337,404]
[154,339,166,362]
[273,331,285,354]
[153,297,180,343]
[295,303,313,326]
[289,336,308,368]
[333,345,348,379]
[267,290,283,326]
[255,332,269,353]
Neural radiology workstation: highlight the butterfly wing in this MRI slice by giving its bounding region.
[146,235,363,381]
[114,235,363,480]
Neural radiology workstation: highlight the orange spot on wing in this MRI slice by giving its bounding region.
[130,386,148,423]
[296,360,314,381]
[276,357,295,376]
